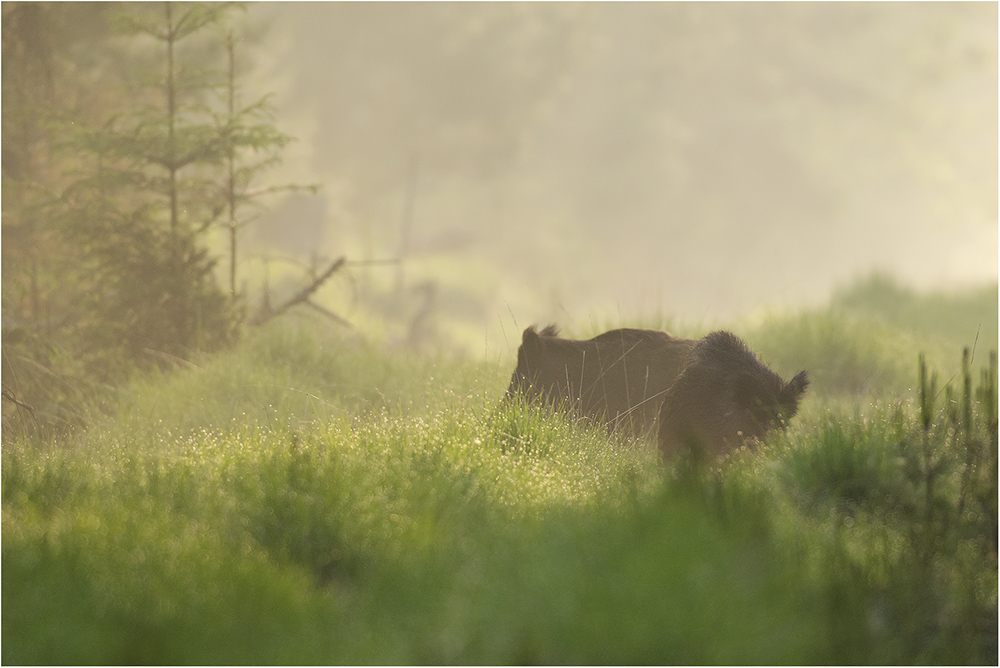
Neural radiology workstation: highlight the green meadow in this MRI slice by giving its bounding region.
[3,277,997,664]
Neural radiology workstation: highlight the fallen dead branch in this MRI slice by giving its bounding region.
[250,256,349,327]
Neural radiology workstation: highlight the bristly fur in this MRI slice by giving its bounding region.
[658,330,809,461]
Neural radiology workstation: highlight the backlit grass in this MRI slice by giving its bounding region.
[3,281,997,664]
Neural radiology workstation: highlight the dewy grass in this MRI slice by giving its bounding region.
[98,314,504,441]
[736,348,999,664]
[3,307,998,664]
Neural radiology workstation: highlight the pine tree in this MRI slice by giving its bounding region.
[2,2,309,435]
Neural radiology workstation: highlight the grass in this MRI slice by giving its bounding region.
[2,278,997,664]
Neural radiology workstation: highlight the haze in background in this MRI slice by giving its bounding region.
[242,2,997,345]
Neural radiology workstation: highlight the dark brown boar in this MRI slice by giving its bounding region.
[507,325,697,436]
[657,330,809,462]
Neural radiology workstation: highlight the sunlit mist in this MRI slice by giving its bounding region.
[238,2,996,345]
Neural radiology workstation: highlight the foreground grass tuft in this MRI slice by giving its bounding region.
[3,302,997,664]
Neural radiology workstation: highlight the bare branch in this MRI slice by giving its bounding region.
[303,299,354,329]
[249,256,347,327]
[2,383,36,414]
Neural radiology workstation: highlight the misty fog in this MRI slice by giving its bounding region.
[241,2,997,346]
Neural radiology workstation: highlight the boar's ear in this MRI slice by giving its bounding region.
[787,370,810,397]
[780,371,810,413]
[522,325,542,349]
[519,326,545,367]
